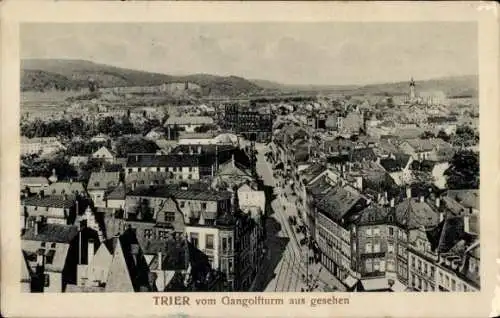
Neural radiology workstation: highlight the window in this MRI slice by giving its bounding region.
[157,167,160,172]
[451,279,456,291]
[366,228,372,236]
[373,243,380,253]
[138,168,142,172]
[373,228,380,236]
[374,259,380,271]
[228,237,233,251]
[188,174,192,180]
[45,250,56,264]
[128,168,132,173]
[190,233,199,247]
[228,259,233,273]
[44,274,50,287]
[41,242,46,247]
[464,285,468,292]
[208,256,214,268]
[144,229,153,239]
[50,243,56,248]
[424,263,428,275]
[164,212,175,223]
[201,202,207,210]
[411,255,416,269]
[180,201,185,208]
[158,231,168,240]
[445,275,450,288]
[206,234,214,249]
[439,272,444,285]
[388,242,394,253]
[418,260,422,271]
[365,243,372,253]
[389,227,394,236]
[189,167,193,172]
[365,259,373,273]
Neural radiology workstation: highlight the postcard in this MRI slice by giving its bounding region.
[1,1,499,317]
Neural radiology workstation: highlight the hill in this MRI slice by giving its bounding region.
[21,59,264,96]
[351,75,478,98]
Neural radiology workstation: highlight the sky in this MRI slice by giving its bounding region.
[21,22,478,86]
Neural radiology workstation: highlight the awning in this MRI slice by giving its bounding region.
[342,275,359,288]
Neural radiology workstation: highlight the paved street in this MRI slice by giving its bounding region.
[251,143,348,292]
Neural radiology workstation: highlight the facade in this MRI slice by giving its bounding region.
[221,104,273,142]
[165,116,214,133]
[21,137,66,156]
[91,146,116,163]
[87,172,121,208]
[125,154,202,180]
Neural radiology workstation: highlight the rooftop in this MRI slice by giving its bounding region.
[22,223,79,243]
[87,172,121,191]
[22,195,75,209]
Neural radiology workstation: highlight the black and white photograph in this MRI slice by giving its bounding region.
[16,21,482,295]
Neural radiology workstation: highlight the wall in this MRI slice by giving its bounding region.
[45,271,63,293]
[185,226,220,269]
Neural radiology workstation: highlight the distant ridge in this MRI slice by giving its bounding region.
[21,58,478,98]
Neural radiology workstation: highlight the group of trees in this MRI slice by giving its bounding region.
[445,150,479,189]
[420,125,478,147]
[115,137,159,157]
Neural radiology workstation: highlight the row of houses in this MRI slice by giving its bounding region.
[271,119,479,292]
[21,141,266,293]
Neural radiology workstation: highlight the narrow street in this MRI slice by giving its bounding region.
[252,142,347,292]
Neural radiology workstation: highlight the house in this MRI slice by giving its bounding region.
[126,171,176,187]
[66,228,154,292]
[21,137,66,156]
[21,193,80,229]
[21,177,50,195]
[212,155,255,191]
[21,218,100,293]
[126,154,202,180]
[91,146,116,164]
[154,139,178,154]
[315,185,368,284]
[47,181,86,197]
[87,172,121,208]
[91,134,111,144]
[398,138,452,161]
[105,183,127,210]
[351,204,408,292]
[237,183,265,215]
[379,154,413,186]
[145,128,165,140]
[178,132,216,145]
[164,116,214,133]
[69,156,89,168]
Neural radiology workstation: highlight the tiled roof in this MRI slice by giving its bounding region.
[379,154,411,173]
[22,195,75,209]
[22,223,79,243]
[395,198,440,230]
[165,116,214,126]
[128,183,231,201]
[126,154,200,168]
[126,171,175,186]
[300,164,326,185]
[87,172,120,191]
[404,138,451,152]
[21,177,50,185]
[355,205,393,225]
[47,182,85,195]
[107,184,127,200]
[316,185,365,223]
[350,147,378,162]
[447,190,479,210]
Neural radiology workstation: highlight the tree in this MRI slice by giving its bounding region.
[436,130,450,142]
[445,150,479,189]
[451,125,478,148]
[115,137,159,157]
[420,131,435,139]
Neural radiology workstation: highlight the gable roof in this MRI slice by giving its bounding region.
[22,224,79,243]
[316,185,365,223]
[300,164,327,185]
[87,172,120,191]
[126,154,200,168]
[47,182,85,195]
[379,154,411,173]
[104,237,135,292]
[92,146,116,158]
[22,195,75,209]
[395,198,440,230]
[446,190,479,210]
[21,177,50,186]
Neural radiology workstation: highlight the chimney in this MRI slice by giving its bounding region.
[36,249,45,267]
[435,197,440,208]
[419,196,424,203]
[439,211,445,223]
[406,187,412,199]
[158,251,162,271]
[131,244,140,266]
[464,215,470,233]
[88,239,95,265]
[390,198,395,208]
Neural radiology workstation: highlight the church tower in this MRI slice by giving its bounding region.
[409,77,416,102]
